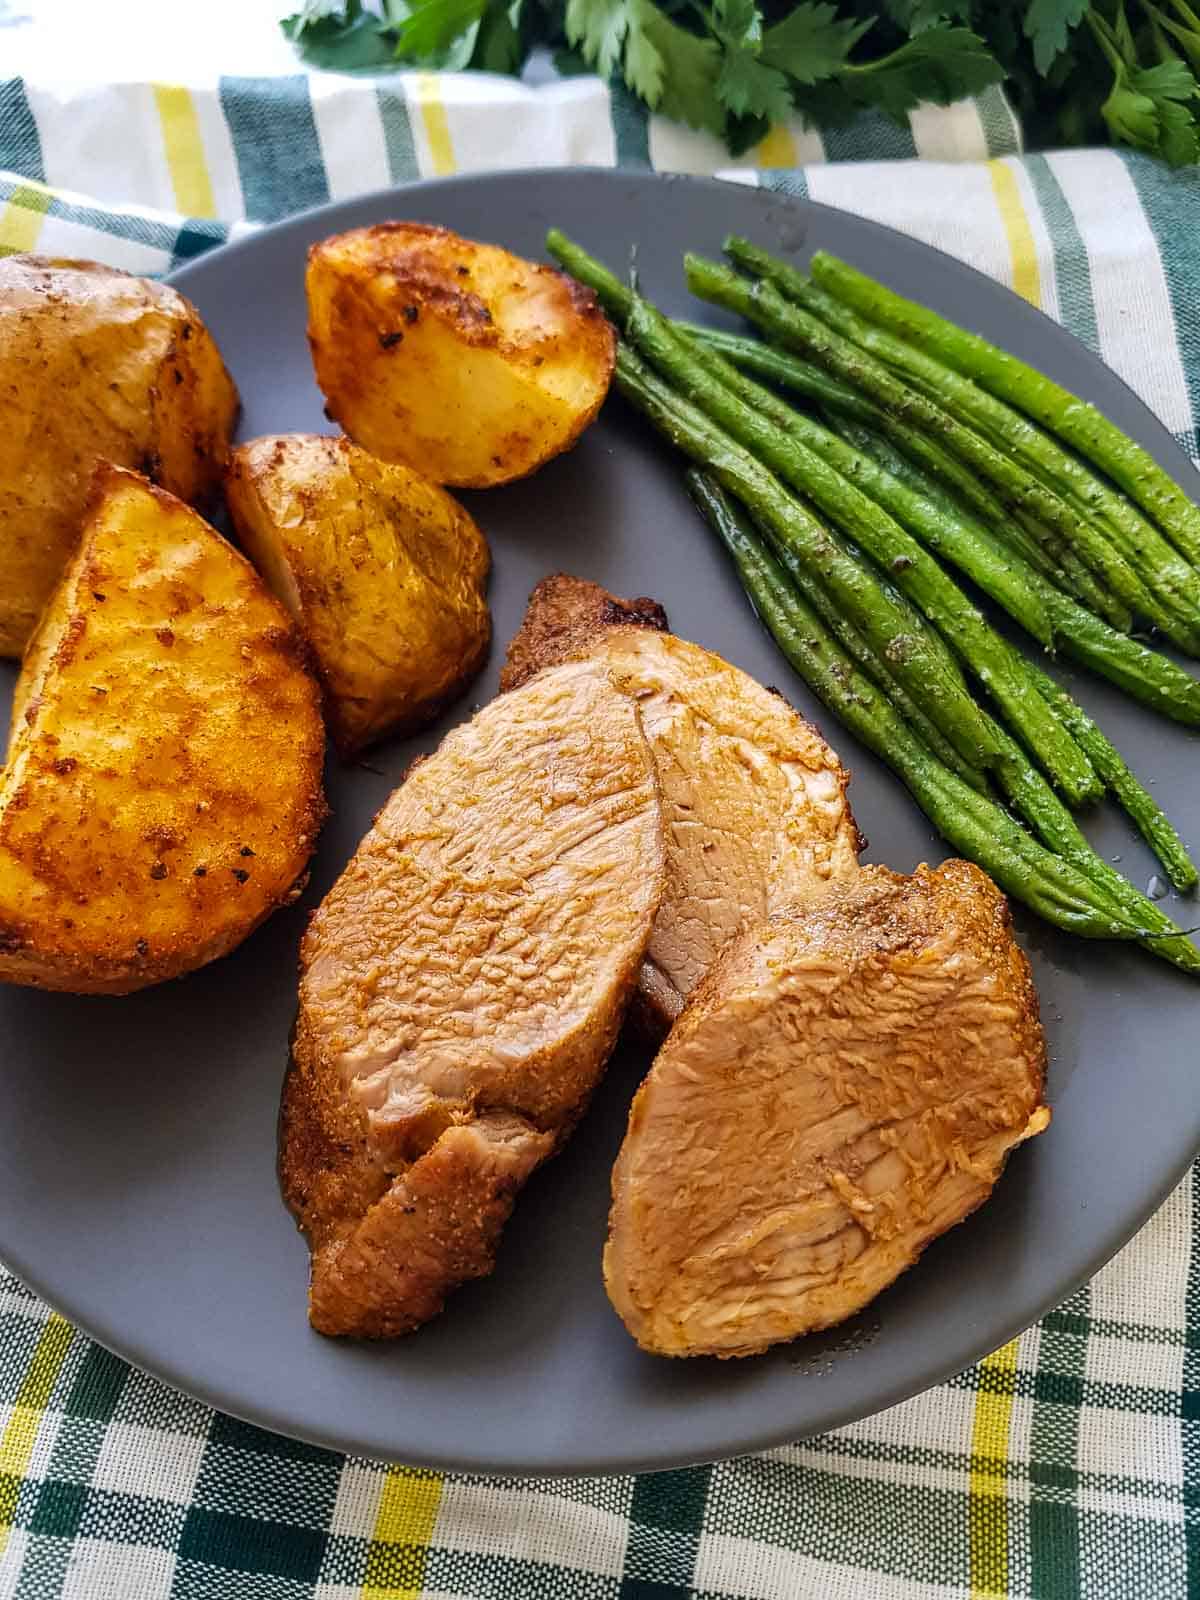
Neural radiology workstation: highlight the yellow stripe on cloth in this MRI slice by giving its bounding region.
[154,84,217,219]
[0,1313,74,1557]
[755,124,798,167]
[413,74,456,176]
[988,158,1041,307]
[0,182,52,255]
[969,1337,1019,1598]
[362,1465,443,1599]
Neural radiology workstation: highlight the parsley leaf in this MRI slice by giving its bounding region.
[884,1,974,33]
[622,1,666,105]
[1023,0,1091,77]
[1134,56,1199,100]
[760,2,873,85]
[565,0,632,81]
[1093,15,1200,167]
[718,48,794,121]
[633,0,724,132]
[712,0,761,49]
[279,0,1200,166]
[474,0,526,74]
[282,0,399,70]
[1157,93,1200,165]
[842,26,1005,119]
[392,0,489,59]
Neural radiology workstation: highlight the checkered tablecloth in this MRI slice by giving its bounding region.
[2,17,1200,1598]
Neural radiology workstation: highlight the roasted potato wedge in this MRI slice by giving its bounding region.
[225,434,491,754]
[0,255,239,656]
[0,464,325,994]
[305,223,615,487]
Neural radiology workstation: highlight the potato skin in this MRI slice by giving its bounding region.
[225,434,491,754]
[305,223,615,488]
[0,255,240,656]
[0,464,326,995]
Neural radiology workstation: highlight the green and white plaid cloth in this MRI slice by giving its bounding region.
[3,44,1200,1600]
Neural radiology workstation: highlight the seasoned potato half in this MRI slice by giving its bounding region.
[0,464,325,995]
[305,223,615,487]
[226,434,491,754]
[0,254,240,656]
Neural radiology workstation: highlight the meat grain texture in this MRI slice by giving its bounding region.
[282,659,665,1337]
[605,861,1050,1359]
[502,575,863,1035]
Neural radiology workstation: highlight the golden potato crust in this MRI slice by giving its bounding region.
[305,223,615,487]
[225,433,491,754]
[0,463,326,994]
[0,254,240,656]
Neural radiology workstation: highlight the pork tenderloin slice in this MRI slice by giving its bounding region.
[502,576,862,1037]
[283,658,665,1336]
[605,860,1050,1359]
[308,1112,556,1338]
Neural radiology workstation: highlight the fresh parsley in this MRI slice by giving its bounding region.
[279,1,1200,164]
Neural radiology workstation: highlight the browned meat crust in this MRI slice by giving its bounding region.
[498,573,668,691]
[307,1116,554,1338]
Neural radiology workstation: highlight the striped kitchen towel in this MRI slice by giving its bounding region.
[2,57,1200,1600]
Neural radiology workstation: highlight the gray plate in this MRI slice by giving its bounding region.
[2,169,1198,1476]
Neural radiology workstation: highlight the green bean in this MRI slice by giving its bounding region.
[683,322,1132,628]
[622,294,1099,803]
[831,419,1200,723]
[681,322,1132,627]
[986,722,1200,967]
[817,417,1198,888]
[709,371,1194,890]
[728,235,1200,638]
[599,344,1004,771]
[808,248,1200,571]
[727,499,990,794]
[675,321,871,417]
[685,470,1200,974]
[1026,664,1198,893]
[686,255,1194,653]
[669,323,1200,727]
[846,415,1133,631]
